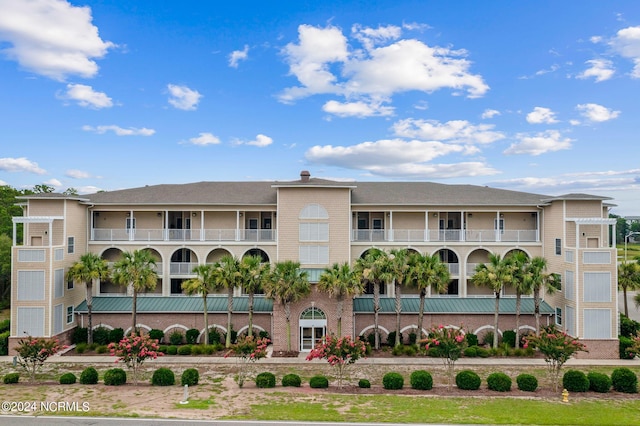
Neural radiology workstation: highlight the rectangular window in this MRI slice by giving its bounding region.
[584,272,611,302]
[66,306,74,324]
[565,271,574,301]
[555,238,561,255]
[17,270,45,301]
[67,275,74,290]
[53,304,63,335]
[564,305,575,336]
[299,245,329,265]
[67,236,74,254]
[17,307,45,337]
[583,251,611,264]
[54,269,64,298]
[555,307,562,326]
[299,223,329,241]
[584,309,611,339]
[18,249,45,262]
[494,218,504,233]
[565,250,574,263]
[54,248,64,261]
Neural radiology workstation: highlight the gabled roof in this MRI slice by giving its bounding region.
[353,297,554,314]
[541,193,613,202]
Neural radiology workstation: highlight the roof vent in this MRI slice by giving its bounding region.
[300,170,311,182]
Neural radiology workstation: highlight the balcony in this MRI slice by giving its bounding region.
[352,228,538,243]
[91,228,276,243]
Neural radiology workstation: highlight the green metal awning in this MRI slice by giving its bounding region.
[75,296,273,313]
[352,297,554,314]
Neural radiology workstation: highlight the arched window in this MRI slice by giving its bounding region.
[299,204,329,219]
[300,307,326,320]
[299,307,327,351]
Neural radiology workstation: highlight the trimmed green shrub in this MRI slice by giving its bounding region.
[387,331,402,346]
[71,327,88,344]
[208,328,222,344]
[408,332,417,345]
[612,367,638,393]
[619,336,636,359]
[620,313,640,338]
[426,347,440,357]
[588,371,611,393]
[258,330,269,340]
[3,373,19,384]
[151,367,175,386]
[75,342,88,354]
[186,328,200,344]
[487,372,512,392]
[282,373,302,387]
[456,370,481,390]
[309,375,329,389]
[255,372,276,388]
[79,366,98,385]
[109,327,124,343]
[158,345,168,354]
[0,330,10,355]
[104,368,127,386]
[167,345,178,355]
[465,332,479,347]
[481,331,495,347]
[391,344,404,356]
[169,330,184,345]
[476,347,490,358]
[516,373,538,392]
[95,345,108,354]
[177,345,192,355]
[358,379,371,388]
[60,372,77,384]
[563,370,589,392]
[463,346,478,357]
[403,345,417,356]
[382,372,404,390]
[92,327,110,345]
[181,368,199,386]
[410,370,433,390]
[502,330,516,348]
[190,345,204,355]
[149,328,165,342]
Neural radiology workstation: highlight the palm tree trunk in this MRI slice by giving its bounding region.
[284,302,291,352]
[87,280,93,344]
[515,292,521,349]
[226,287,234,348]
[203,294,209,345]
[623,287,629,317]
[493,291,500,348]
[337,296,344,337]
[418,289,426,341]
[395,282,402,346]
[373,281,380,350]
[132,289,138,335]
[533,288,541,335]
[248,292,254,337]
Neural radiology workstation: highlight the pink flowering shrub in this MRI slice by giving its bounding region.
[108,333,163,385]
[225,335,270,387]
[306,335,367,388]
[421,325,468,389]
[625,332,640,359]
[15,336,67,382]
[525,324,587,391]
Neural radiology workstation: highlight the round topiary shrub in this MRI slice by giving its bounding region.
[382,372,404,390]
[516,373,538,392]
[3,373,19,384]
[463,346,478,357]
[149,328,164,342]
[456,370,481,390]
[167,345,178,355]
[177,345,192,355]
[612,367,638,393]
[108,327,124,343]
[502,330,516,348]
[487,372,512,392]
[181,368,199,386]
[588,372,611,393]
[563,370,589,392]
[59,372,77,384]
[169,330,184,345]
[282,373,302,387]
[79,366,98,385]
[104,368,127,386]
[410,370,433,390]
[358,379,371,388]
[92,327,110,345]
[151,367,175,386]
[186,328,200,344]
[309,375,329,389]
[255,372,276,388]
[465,332,479,347]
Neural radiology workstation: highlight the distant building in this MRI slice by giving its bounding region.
[10,171,619,357]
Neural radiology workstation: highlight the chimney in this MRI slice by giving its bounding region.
[300,170,310,182]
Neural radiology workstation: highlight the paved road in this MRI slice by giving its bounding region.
[620,290,640,322]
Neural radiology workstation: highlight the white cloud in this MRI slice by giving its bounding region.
[392,119,504,144]
[577,59,615,82]
[0,157,46,174]
[526,107,558,124]
[65,169,91,179]
[576,103,620,122]
[609,26,640,78]
[246,134,273,147]
[185,132,221,146]
[0,0,114,80]
[167,84,202,110]
[229,45,249,68]
[59,83,113,108]
[504,130,573,156]
[279,24,488,109]
[76,185,102,194]
[481,109,500,119]
[44,178,62,188]
[82,125,155,136]
[322,100,394,117]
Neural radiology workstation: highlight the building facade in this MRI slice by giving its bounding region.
[10,171,619,357]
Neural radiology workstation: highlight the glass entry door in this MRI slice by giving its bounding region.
[299,307,327,351]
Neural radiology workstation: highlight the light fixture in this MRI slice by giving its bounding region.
[500,213,504,218]
[192,212,197,217]
[126,212,130,217]
[433,213,438,217]
[157,212,162,217]
[468,213,473,218]
[239,212,243,217]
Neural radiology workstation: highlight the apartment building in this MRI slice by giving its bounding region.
[10,171,619,357]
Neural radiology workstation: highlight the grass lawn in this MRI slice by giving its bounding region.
[618,242,640,261]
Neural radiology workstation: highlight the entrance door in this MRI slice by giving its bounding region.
[299,307,327,351]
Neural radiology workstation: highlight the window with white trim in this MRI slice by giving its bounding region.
[53,304,63,335]
[583,272,611,302]
[555,238,561,255]
[17,307,44,337]
[299,223,329,241]
[555,307,562,325]
[54,269,64,298]
[17,270,45,301]
[564,270,574,301]
[67,236,75,254]
[299,246,329,265]
[583,309,611,339]
[565,305,575,336]
[66,306,74,324]
[299,204,329,219]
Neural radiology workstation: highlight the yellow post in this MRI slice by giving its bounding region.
[562,388,569,403]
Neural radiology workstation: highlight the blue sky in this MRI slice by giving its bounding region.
[1,1,639,215]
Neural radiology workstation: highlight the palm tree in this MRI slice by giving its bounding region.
[619,260,640,317]
[525,256,559,335]
[216,254,241,348]
[408,252,450,341]
[507,251,530,348]
[111,250,158,334]
[239,255,267,337]
[472,253,513,348]
[182,264,223,345]
[318,262,363,336]
[263,260,311,352]
[388,248,411,346]
[66,253,110,344]
[354,248,388,350]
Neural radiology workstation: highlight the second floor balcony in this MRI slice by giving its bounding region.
[92,228,276,242]
[352,228,539,243]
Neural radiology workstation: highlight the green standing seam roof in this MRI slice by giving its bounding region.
[77,296,553,315]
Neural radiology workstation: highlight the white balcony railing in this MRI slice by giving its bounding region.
[170,262,198,275]
[352,228,539,242]
[92,228,276,242]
